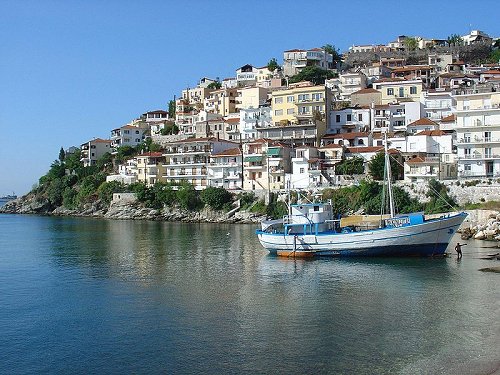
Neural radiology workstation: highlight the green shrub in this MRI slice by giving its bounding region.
[176,184,200,210]
[200,187,233,210]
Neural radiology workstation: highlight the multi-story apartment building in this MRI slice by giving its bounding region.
[283,48,334,77]
[110,124,148,149]
[239,105,272,141]
[242,139,291,192]
[337,72,367,100]
[454,92,500,178]
[162,137,238,189]
[207,147,242,190]
[204,87,238,116]
[373,78,423,104]
[391,65,433,87]
[80,138,112,167]
[235,86,269,112]
[235,64,273,87]
[328,107,371,134]
[270,82,328,125]
[257,120,326,148]
[136,152,166,186]
[290,146,328,189]
[421,89,454,121]
[370,102,422,132]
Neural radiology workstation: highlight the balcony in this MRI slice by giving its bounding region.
[457,137,500,144]
[453,104,500,113]
[458,153,500,160]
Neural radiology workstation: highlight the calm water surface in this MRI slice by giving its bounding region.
[0,213,499,374]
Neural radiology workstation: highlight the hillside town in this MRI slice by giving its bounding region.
[73,30,500,199]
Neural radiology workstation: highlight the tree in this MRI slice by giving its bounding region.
[160,121,179,135]
[487,49,500,64]
[368,152,400,181]
[58,147,65,162]
[322,44,342,64]
[168,99,176,118]
[200,187,233,210]
[425,179,457,214]
[288,66,335,85]
[447,34,463,47]
[207,80,222,89]
[176,184,200,210]
[403,37,418,51]
[267,57,279,72]
[335,157,365,175]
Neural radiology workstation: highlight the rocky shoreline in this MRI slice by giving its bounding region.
[0,193,266,224]
[3,194,500,247]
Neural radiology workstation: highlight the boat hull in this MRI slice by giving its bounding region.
[257,212,467,257]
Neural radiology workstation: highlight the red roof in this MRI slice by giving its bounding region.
[346,146,399,154]
[89,138,111,144]
[352,88,381,95]
[138,152,163,158]
[319,144,343,149]
[440,114,456,123]
[415,130,447,136]
[408,118,439,127]
[212,147,241,157]
[406,156,425,164]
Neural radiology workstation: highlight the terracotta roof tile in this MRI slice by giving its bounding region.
[440,114,456,123]
[408,118,439,127]
[212,147,241,157]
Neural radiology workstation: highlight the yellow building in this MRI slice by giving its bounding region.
[204,87,238,116]
[373,78,423,104]
[270,82,328,125]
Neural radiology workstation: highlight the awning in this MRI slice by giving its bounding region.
[244,156,263,162]
[266,148,281,156]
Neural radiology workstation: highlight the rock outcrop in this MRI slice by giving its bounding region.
[0,195,266,224]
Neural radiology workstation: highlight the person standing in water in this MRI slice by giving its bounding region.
[455,243,466,259]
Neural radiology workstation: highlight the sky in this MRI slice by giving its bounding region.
[1,0,499,195]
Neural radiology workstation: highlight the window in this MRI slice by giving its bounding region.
[399,87,404,97]
[135,130,140,134]
[464,133,471,143]
[287,108,295,114]
[464,164,471,171]
[287,96,294,103]
[485,148,492,158]
[464,148,471,156]
[347,114,352,121]
[124,130,130,134]
[274,97,283,104]
[274,109,283,116]
[387,88,394,96]
[312,93,323,101]
[300,168,305,173]
[358,113,363,121]
[410,86,417,95]
[336,115,341,123]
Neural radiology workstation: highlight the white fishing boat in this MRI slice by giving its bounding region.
[256,135,467,257]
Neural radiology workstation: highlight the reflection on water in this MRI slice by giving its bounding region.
[0,214,499,374]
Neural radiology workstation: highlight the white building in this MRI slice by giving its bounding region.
[328,107,371,134]
[80,138,112,167]
[338,72,367,100]
[208,147,242,190]
[110,124,148,149]
[239,106,272,140]
[454,92,500,178]
[421,89,454,121]
[290,146,326,189]
[283,48,334,77]
[371,102,422,133]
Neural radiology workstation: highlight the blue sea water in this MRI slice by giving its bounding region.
[0,213,499,374]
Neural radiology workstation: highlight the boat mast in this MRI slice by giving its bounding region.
[384,132,395,218]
